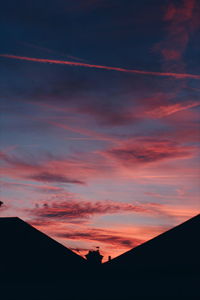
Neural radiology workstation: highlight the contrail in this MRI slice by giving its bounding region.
[19,42,88,62]
[1,54,200,79]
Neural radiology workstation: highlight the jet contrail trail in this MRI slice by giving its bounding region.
[1,54,200,79]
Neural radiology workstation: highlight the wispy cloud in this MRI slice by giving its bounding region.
[0,152,88,185]
[56,228,143,249]
[160,0,199,62]
[20,41,88,62]
[154,0,200,83]
[30,199,160,220]
[0,180,65,194]
[29,172,85,185]
[28,198,198,223]
[48,121,116,142]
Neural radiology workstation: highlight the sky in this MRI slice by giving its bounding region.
[0,0,200,261]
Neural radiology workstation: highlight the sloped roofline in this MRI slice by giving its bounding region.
[0,216,86,261]
[104,214,200,264]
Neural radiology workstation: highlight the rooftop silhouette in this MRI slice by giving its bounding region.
[0,217,86,282]
[104,214,200,278]
[0,215,199,284]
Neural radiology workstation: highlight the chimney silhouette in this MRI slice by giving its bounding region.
[85,247,103,265]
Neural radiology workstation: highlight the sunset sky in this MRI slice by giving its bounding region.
[0,0,200,261]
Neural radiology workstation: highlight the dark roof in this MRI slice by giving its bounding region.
[104,214,200,277]
[1,215,199,282]
[0,217,86,282]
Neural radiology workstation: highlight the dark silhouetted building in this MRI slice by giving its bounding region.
[0,215,199,299]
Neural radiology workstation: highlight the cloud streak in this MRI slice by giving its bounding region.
[29,172,85,185]
[30,200,157,220]
[0,152,88,185]
[1,54,200,79]
[56,228,143,249]
[29,198,197,223]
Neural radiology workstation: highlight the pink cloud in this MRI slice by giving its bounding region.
[0,152,95,184]
[29,172,85,185]
[104,139,196,166]
[27,196,199,226]
[156,0,199,63]
[153,0,200,105]
[1,132,198,194]
[56,228,143,249]
[29,199,164,221]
